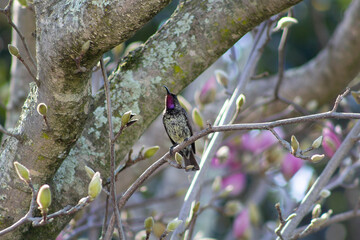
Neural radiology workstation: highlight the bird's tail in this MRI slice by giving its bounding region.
[183,150,200,171]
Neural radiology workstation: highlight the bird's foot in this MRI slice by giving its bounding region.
[169,144,178,156]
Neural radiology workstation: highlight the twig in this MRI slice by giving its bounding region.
[331,87,350,112]
[0,182,36,236]
[274,203,286,240]
[101,57,125,240]
[279,120,360,239]
[0,0,36,69]
[292,209,360,239]
[0,124,22,141]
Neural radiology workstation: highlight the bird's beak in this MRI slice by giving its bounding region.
[163,85,171,95]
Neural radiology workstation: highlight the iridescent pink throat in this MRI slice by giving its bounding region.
[166,95,175,109]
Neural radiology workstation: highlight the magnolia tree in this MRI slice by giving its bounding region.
[0,0,360,239]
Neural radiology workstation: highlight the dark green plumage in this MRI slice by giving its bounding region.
[162,86,199,171]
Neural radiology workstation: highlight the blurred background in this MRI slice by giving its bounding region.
[1,0,359,239]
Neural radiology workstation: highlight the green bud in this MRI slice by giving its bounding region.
[177,95,192,113]
[312,204,322,219]
[88,172,102,200]
[14,161,30,182]
[290,135,299,154]
[216,146,230,164]
[175,152,183,165]
[249,202,261,225]
[81,40,91,55]
[311,154,325,163]
[37,103,48,116]
[166,218,183,232]
[85,165,95,179]
[185,165,195,171]
[215,70,229,88]
[274,16,298,31]
[144,216,154,231]
[312,136,323,149]
[236,94,246,111]
[224,200,242,216]
[319,189,331,199]
[219,185,234,198]
[37,184,52,214]
[18,0,27,7]
[212,176,221,193]
[143,146,160,159]
[78,197,89,205]
[192,201,200,214]
[121,110,132,127]
[8,44,20,57]
[351,91,360,104]
[192,108,204,129]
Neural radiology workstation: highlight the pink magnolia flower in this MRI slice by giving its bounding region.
[281,153,303,181]
[322,122,342,157]
[233,209,250,239]
[221,173,246,196]
[241,128,284,155]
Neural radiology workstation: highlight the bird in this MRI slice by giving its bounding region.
[162,86,200,171]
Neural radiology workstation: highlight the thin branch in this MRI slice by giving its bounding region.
[279,120,360,239]
[331,87,350,112]
[0,182,36,236]
[274,203,286,240]
[292,209,360,239]
[0,124,22,141]
[101,57,125,240]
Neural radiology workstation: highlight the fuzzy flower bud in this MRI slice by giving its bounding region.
[290,135,300,154]
[312,204,322,219]
[37,184,51,215]
[143,146,160,159]
[312,136,323,149]
[121,110,132,127]
[166,218,183,232]
[144,216,154,232]
[14,161,30,182]
[175,152,183,165]
[215,69,229,88]
[311,154,325,163]
[274,16,298,31]
[236,94,246,111]
[85,165,95,179]
[37,103,48,116]
[80,40,91,55]
[224,200,242,216]
[8,44,20,57]
[192,108,204,129]
[88,172,102,200]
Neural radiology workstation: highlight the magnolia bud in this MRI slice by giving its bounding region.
[175,152,183,165]
[37,103,48,116]
[311,154,325,163]
[144,216,154,232]
[166,218,183,232]
[8,44,20,57]
[192,108,204,129]
[236,94,246,111]
[85,165,95,179]
[215,70,229,88]
[274,16,298,31]
[143,146,160,159]
[290,135,299,154]
[14,161,30,182]
[121,110,132,127]
[312,204,322,219]
[88,172,102,200]
[37,184,52,215]
[312,136,323,149]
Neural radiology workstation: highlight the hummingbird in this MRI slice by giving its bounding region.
[162,86,200,171]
